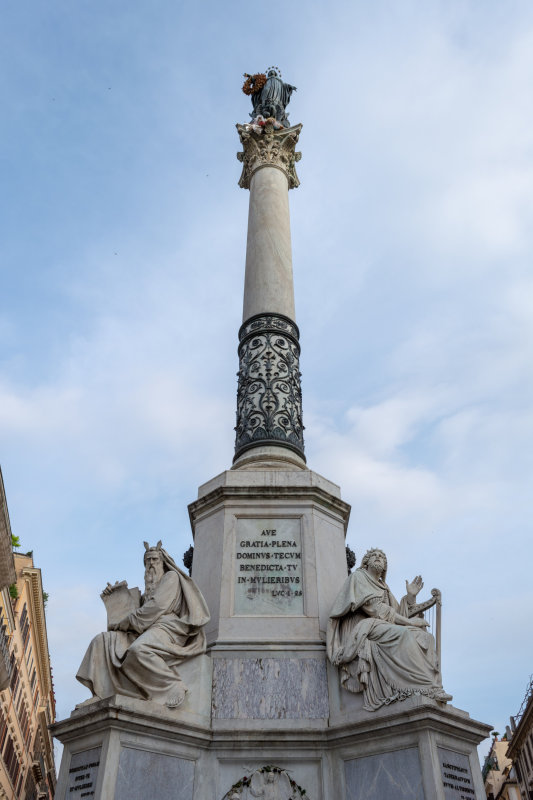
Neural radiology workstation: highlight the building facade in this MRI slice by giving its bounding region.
[0,527,56,799]
[508,677,533,800]
[0,470,16,692]
[483,736,520,800]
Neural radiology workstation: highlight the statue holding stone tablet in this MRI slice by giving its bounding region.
[76,541,210,708]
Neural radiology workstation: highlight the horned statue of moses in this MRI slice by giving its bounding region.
[77,541,210,708]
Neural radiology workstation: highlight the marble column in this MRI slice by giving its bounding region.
[234,121,305,469]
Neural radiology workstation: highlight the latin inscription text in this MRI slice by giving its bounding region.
[234,520,303,615]
[439,751,475,799]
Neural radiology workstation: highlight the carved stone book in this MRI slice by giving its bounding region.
[101,582,141,628]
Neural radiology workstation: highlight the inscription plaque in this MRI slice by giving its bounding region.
[234,518,303,615]
[345,748,425,800]
[438,748,476,799]
[64,747,101,799]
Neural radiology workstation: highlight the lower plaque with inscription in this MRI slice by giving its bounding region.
[65,747,101,799]
[114,749,194,800]
[345,748,425,800]
[234,518,303,615]
[438,748,476,799]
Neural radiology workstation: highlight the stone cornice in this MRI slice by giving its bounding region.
[51,694,490,765]
[21,565,51,700]
[51,696,213,749]
[236,122,302,190]
[326,700,492,749]
[188,484,351,534]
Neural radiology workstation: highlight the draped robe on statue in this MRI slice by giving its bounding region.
[327,567,443,711]
[77,557,210,705]
[251,73,296,127]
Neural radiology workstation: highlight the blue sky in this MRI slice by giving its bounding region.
[2,0,533,757]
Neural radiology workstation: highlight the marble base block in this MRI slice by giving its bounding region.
[53,689,489,799]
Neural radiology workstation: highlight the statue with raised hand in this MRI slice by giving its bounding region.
[327,548,451,711]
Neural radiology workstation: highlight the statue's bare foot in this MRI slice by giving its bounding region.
[166,690,186,709]
[434,689,453,703]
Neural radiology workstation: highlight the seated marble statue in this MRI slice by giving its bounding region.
[76,541,210,708]
[327,548,452,711]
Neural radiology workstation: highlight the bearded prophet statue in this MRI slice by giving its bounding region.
[76,541,210,708]
[327,548,452,711]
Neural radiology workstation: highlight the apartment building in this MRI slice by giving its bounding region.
[508,677,533,800]
[0,471,56,799]
[483,735,520,800]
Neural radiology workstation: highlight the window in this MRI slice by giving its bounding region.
[9,658,20,697]
[524,742,532,771]
[18,702,31,748]
[0,709,7,751]
[2,731,21,787]
[19,604,30,650]
[24,768,37,800]
[527,736,533,768]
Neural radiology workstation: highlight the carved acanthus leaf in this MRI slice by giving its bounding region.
[236,122,302,189]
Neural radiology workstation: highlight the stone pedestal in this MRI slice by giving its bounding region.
[53,689,489,799]
[53,467,490,799]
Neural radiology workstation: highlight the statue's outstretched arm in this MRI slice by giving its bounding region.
[394,611,429,628]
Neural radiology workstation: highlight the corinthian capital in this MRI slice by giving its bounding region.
[236,121,302,190]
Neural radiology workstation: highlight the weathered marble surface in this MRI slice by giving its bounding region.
[114,748,195,800]
[212,657,329,719]
[53,690,490,799]
[345,747,425,800]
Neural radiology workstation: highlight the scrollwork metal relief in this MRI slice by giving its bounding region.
[234,314,305,461]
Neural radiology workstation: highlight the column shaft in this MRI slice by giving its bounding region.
[234,122,305,466]
[243,166,295,321]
